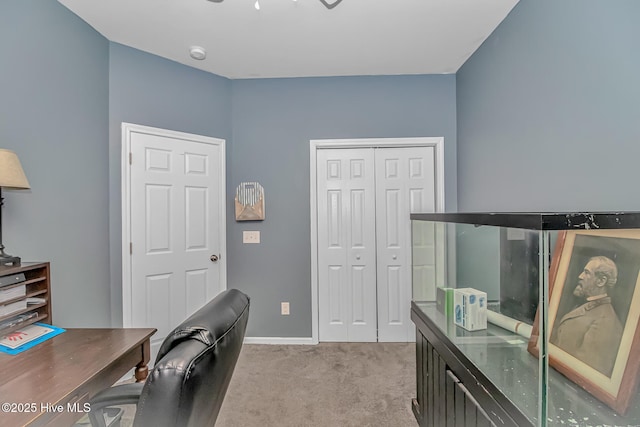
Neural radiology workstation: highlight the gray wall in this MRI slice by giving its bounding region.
[7,0,638,337]
[455,226,500,300]
[0,1,110,327]
[108,43,232,326]
[230,76,457,337]
[457,0,640,212]
[455,0,640,307]
[1,2,457,337]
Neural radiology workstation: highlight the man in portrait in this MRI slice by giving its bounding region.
[550,256,623,377]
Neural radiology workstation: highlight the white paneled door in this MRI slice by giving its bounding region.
[317,149,378,342]
[317,146,436,343]
[123,124,226,357]
[375,147,435,342]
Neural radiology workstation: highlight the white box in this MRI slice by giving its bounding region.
[453,288,487,331]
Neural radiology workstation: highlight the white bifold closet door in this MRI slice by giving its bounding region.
[317,146,435,342]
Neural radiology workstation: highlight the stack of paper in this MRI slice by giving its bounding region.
[0,300,27,317]
[0,312,37,333]
[0,323,66,355]
[0,284,26,303]
[0,324,54,349]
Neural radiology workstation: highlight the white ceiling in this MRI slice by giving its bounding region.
[57,0,518,79]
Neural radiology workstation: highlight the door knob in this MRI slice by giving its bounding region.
[356,255,361,260]
[210,254,220,262]
[392,255,397,260]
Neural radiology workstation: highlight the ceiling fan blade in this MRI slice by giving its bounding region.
[318,0,344,10]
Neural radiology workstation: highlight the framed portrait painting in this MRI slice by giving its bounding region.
[528,229,640,415]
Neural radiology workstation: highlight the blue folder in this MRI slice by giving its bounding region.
[0,323,66,355]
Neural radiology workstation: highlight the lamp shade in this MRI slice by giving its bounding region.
[0,149,30,189]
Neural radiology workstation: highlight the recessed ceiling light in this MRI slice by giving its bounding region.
[189,46,206,60]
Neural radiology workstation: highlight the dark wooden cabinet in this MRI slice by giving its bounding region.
[410,213,640,427]
[0,262,51,336]
[411,302,532,427]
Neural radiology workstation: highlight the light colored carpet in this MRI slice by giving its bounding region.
[216,342,416,427]
[107,342,416,427]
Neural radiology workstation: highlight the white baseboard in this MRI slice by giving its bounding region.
[244,336,317,345]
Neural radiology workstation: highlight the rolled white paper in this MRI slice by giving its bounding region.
[487,310,533,339]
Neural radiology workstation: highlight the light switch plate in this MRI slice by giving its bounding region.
[243,230,260,244]
[281,302,290,315]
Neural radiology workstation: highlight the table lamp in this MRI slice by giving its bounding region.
[0,149,30,266]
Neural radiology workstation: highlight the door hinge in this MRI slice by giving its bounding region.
[130,242,133,254]
[129,152,132,165]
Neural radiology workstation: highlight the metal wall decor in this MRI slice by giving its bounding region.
[235,182,265,221]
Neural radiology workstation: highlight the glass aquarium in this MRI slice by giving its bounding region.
[411,212,640,427]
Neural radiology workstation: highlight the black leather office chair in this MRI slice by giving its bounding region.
[87,289,250,427]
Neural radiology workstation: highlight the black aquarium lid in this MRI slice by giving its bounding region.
[409,212,640,230]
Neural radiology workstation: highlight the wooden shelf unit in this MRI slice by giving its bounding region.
[0,262,51,336]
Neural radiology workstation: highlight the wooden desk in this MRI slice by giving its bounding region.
[0,328,156,427]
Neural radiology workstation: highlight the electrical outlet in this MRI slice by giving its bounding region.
[243,230,260,244]
[281,302,290,315]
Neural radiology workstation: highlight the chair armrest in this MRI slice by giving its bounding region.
[88,382,144,427]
